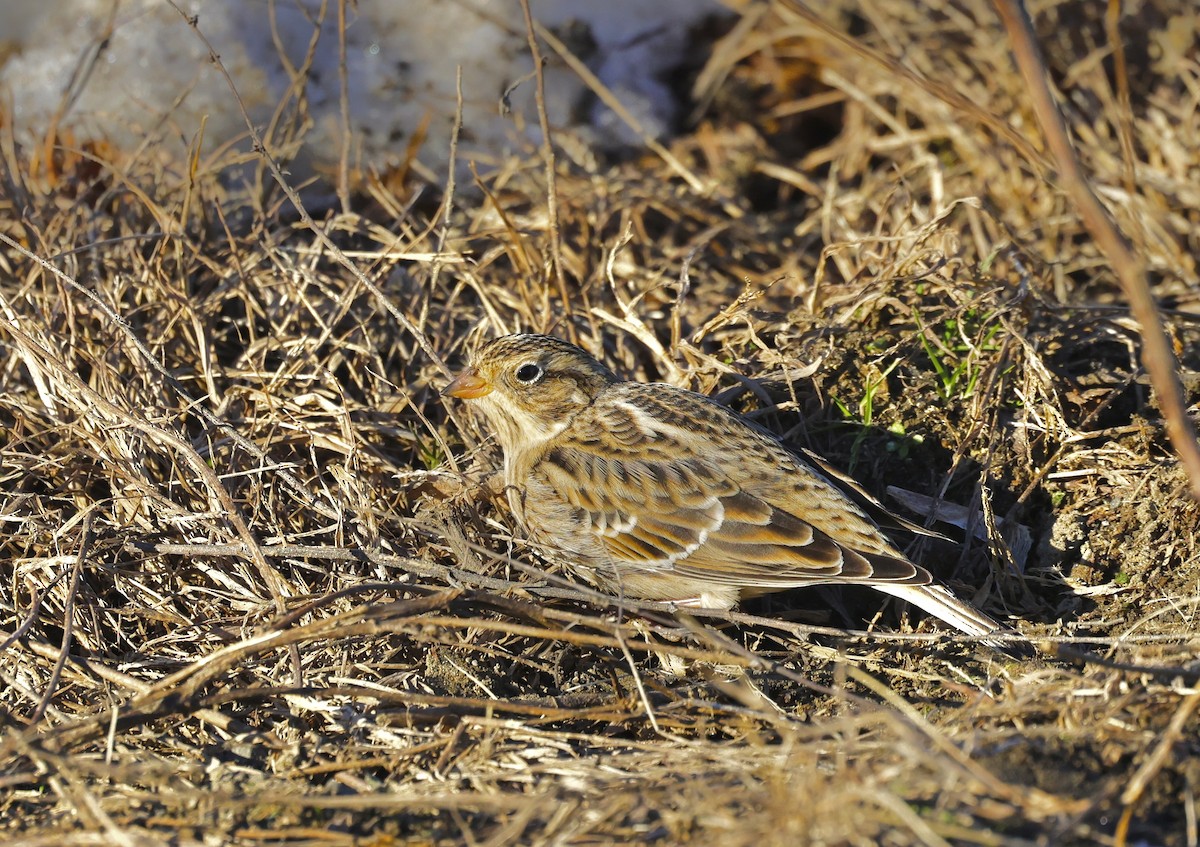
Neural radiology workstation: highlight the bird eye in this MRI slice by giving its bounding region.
[515,363,543,384]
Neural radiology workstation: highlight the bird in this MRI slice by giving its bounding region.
[442,333,1022,652]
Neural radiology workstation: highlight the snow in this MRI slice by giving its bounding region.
[0,0,726,179]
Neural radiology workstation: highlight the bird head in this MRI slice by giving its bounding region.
[442,334,617,453]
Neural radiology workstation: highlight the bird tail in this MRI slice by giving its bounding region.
[875,583,1030,657]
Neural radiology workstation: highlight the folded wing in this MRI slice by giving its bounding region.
[535,398,930,590]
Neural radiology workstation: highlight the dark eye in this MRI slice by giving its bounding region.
[515,362,543,384]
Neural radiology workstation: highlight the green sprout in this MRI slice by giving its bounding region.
[914,306,1004,402]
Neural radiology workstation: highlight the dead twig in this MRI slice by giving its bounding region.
[993,0,1200,501]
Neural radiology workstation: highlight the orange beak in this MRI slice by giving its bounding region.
[441,368,493,399]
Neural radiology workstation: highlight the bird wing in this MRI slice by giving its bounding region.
[533,387,928,589]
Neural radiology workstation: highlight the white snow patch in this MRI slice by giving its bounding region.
[0,0,727,181]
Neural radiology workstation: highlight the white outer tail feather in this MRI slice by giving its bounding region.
[875,583,1005,638]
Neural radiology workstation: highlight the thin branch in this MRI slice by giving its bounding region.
[993,0,1200,500]
[517,0,572,336]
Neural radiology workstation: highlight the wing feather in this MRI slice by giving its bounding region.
[533,388,929,590]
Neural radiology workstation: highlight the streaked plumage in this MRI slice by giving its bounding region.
[443,333,1020,648]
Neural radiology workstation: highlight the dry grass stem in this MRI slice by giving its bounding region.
[3,1,1199,844]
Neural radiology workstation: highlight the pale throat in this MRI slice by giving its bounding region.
[478,393,569,467]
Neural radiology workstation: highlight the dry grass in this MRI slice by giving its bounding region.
[3,1,1200,844]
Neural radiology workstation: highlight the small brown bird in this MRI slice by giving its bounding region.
[443,334,1019,647]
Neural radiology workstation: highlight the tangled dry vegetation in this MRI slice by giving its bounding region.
[2,1,1199,844]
